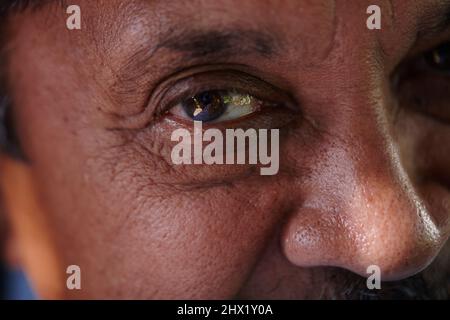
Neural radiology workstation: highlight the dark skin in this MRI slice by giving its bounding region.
[0,0,449,299]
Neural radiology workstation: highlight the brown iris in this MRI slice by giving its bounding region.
[182,90,228,122]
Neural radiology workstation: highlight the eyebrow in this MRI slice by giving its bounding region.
[159,29,279,59]
[1,0,46,15]
[0,0,65,19]
[126,27,282,71]
[417,3,450,39]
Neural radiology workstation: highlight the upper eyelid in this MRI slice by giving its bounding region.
[101,66,297,131]
[109,25,282,105]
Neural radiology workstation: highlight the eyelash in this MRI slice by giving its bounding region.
[152,69,297,127]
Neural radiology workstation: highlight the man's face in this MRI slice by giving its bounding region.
[2,0,450,299]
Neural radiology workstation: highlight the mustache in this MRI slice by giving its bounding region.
[323,242,450,300]
[336,272,450,300]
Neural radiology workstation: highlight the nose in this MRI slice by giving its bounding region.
[281,98,447,282]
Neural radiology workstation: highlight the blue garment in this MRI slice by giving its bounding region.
[2,265,36,300]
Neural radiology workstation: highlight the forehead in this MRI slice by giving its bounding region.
[9,0,449,53]
[18,0,446,25]
[4,0,450,99]
[5,0,446,70]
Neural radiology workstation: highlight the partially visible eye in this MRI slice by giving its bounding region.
[170,89,273,123]
[396,41,450,124]
[424,42,450,72]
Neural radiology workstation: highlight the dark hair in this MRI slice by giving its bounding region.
[0,1,37,16]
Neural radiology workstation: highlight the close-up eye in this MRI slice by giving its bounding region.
[154,70,297,129]
[169,89,276,124]
[424,42,450,72]
[397,41,450,124]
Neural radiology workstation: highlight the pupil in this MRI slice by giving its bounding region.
[199,92,213,104]
[182,90,227,122]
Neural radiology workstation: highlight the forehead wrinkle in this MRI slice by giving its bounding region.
[85,0,148,58]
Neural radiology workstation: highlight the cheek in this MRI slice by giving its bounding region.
[18,110,290,298]
[73,148,290,298]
